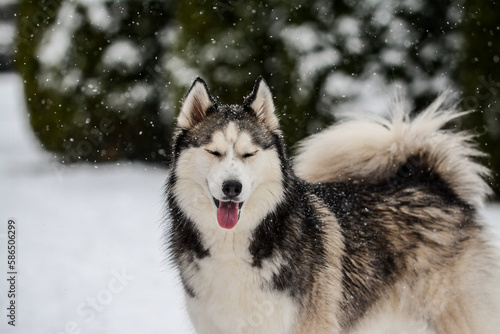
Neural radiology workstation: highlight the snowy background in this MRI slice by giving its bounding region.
[0,72,194,333]
[0,70,499,334]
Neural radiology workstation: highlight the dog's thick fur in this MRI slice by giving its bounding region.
[166,77,500,334]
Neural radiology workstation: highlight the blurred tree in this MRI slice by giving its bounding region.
[168,0,464,148]
[461,0,500,197]
[167,0,319,146]
[16,0,176,163]
[0,2,17,72]
[16,0,498,196]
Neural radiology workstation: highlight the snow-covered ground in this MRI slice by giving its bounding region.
[0,72,499,334]
[0,73,194,334]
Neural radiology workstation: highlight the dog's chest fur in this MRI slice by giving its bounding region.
[183,227,299,334]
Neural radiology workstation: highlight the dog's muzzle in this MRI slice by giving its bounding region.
[214,180,244,229]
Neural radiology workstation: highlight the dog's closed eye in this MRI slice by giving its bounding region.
[242,151,258,159]
[205,149,222,157]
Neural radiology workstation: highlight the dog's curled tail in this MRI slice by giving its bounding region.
[294,95,492,207]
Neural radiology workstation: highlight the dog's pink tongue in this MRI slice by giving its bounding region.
[217,201,239,229]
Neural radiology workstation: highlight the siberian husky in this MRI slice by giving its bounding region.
[165,77,500,334]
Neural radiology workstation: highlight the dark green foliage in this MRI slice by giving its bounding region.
[17,0,175,163]
[15,0,499,196]
[168,0,318,146]
[460,0,500,197]
[168,0,464,148]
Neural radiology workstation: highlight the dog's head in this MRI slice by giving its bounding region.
[171,77,285,231]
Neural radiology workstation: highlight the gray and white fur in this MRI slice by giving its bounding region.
[166,77,500,334]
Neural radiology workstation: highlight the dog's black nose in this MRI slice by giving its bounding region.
[222,180,242,198]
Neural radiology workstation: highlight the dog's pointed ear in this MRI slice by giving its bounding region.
[244,77,279,130]
[178,77,216,129]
